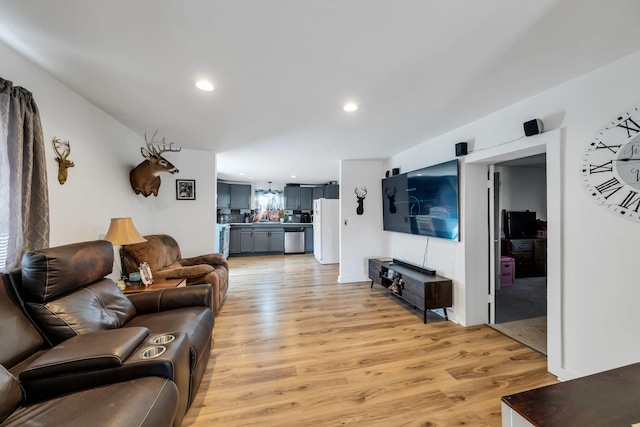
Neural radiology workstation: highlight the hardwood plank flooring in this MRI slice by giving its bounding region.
[182,255,557,426]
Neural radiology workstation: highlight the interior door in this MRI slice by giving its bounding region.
[488,166,500,324]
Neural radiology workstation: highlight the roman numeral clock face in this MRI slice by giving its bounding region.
[581,106,640,221]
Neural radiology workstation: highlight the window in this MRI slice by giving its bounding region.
[254,190,284,222]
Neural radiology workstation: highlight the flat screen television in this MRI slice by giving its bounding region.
[504,210,537,238]
[381,160,459,240]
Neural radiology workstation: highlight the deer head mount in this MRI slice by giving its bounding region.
[355,186,367,215]
[384,186,397,213]
[130,131,181,197]
[52,137,74,185]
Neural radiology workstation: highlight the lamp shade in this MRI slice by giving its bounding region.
[104,217,147,246]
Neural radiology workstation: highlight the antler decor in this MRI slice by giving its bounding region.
[355,186,367,215]
[130,131,181,197]
[52,137,74,184]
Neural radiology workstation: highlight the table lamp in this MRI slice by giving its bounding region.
[104,217,147,280]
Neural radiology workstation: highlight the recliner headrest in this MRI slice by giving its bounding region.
[21,240,114,302]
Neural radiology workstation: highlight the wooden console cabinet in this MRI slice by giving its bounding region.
[501,238,546,278]
[368,258,452,324]
[502,362,640,426]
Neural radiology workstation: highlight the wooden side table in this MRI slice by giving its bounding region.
[122,277,187,294]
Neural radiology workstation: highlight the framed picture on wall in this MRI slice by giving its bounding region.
[176,179,196,200]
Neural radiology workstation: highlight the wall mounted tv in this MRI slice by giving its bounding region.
[381,159,459,240]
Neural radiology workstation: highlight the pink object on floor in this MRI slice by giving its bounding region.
[501,256,515,286]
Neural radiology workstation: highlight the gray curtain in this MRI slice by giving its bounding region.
[0,77,49,272]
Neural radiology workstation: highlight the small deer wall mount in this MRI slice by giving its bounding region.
[355,186,367,215]
[130,131,181,197]
[52,137,74,185]
[384,186,397,213]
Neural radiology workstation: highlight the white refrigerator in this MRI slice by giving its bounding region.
[313,198,339,264]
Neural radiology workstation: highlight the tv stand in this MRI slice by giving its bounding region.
[368,258,453,323]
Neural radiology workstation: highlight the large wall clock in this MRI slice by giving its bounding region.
[581,105,640,222]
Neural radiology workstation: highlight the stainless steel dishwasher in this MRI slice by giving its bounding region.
[284,227,305,254]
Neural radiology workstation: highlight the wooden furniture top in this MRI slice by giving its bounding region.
[122,277,186,294]
[502,362,640,426]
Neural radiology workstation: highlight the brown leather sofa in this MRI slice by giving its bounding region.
[4,239,215,427]
[0,272,179,427]
[123,234,229,313]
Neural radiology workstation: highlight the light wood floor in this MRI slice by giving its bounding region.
[182,255,557,427]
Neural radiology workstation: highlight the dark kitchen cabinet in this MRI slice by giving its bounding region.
[284,186,299,210]
[304,226,314,253]
[312,186,324,200]
[239,229,253,253]
[218,182,251,210]
[324,184,339,199]
[217,182,231,208]
[285,185,313,210]
[230,184,251,209]
[229,227,240,253]
[253,228,284,253]
[300,187,313,210]
[230,225,284,255]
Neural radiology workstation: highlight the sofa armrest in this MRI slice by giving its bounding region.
[181,253,229,269]
[19,331,191,420]
[20,327,149,381]
[127,283,213,313]
[154,265,213,282]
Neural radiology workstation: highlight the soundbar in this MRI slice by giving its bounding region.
[391,258,435,275]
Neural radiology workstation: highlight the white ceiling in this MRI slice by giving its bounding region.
[1,0,640,185]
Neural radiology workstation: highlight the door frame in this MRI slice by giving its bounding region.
[488,166,500,325]
[465,128,565,378]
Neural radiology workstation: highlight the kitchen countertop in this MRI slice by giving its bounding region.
[227,222,312,226]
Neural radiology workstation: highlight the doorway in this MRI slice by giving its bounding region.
[490,154,547,354]
[464,128,564,377]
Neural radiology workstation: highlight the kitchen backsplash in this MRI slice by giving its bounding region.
[217,209,311,224]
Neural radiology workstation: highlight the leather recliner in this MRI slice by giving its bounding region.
[12,240,215,425]
[0,272,179,427]
[123,234,229,313]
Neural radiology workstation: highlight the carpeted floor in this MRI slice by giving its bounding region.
[496,276,546,323]
[493,276,547,354]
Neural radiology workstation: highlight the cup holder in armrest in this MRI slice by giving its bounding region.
[141,346,167,359]
[153,334,175,345]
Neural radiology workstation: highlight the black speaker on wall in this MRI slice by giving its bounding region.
[392,168,400,176]
[524,118,543,137]
[385,170,390,178]
[455,142,468,157]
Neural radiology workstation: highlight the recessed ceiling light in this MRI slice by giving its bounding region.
[195,80,214,91]
[239,172,245,176]
[291,175,296,178]
[343,103,358,112]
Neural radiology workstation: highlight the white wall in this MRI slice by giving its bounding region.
[388,49,640,380]
[338,159,384,283]
[499,166,547,222]
[0,40,217,276]
[149,148,217,258]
